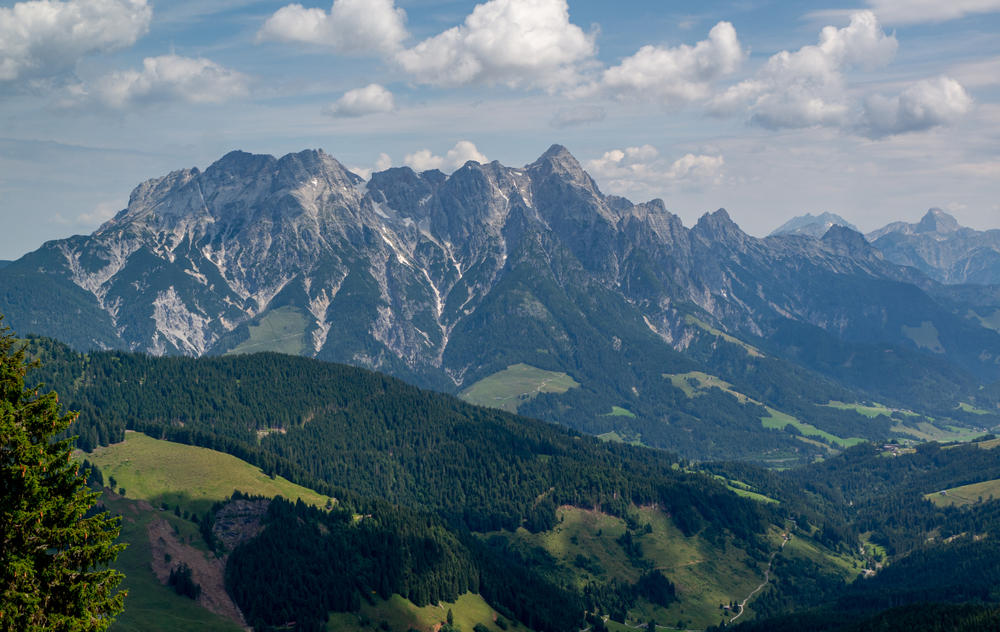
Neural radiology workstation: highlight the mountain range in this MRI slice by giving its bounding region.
[773,208,1000,286]
[3,145,999,461]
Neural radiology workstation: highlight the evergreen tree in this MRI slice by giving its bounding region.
[0,320,126,630]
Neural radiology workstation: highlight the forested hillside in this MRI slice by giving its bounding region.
[708,439,1000,630]
[24,334,1000,631]
[29,337,767,539]
[22,336,792,629]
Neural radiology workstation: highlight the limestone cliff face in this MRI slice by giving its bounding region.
[3,146,1000,390]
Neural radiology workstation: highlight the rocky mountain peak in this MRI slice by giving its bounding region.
[528,144,593,188]
[367,166,439,220]
[867,207,1000,284]
[692,208,745,244]
[916,208,961,234]
[770,212,859,238]
[205,150,276,177]
[100,166,204,231]
[820,224,875,258]
[536,143,576,165]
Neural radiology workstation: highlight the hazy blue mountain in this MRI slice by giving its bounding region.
[769,212,859,238]
[868,208,1000,285]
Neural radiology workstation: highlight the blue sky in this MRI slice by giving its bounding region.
[1,0,999,259]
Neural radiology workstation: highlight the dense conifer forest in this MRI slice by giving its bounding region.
[22,337,773,629]
[20,335,1000,630]
[27,337,768,542]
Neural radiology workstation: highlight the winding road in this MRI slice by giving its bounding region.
[728,533,790,624]
[579,533,791,632]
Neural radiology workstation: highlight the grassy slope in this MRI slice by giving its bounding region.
[894,422,985,442]
[596,430,645,446]
[605,406,637,418]
[492,506,795,629]
[667,371,864,449]
[824,401,992,443]
[100,494,243,632]
[327,593,520,632]
[712,476,780,505]
[84,431,334,515]
[958,402,993,415]
[927,479,1000,508]
[927,439,1000,506]
[459,363,580,413]
[684,315,764,358]
[84,435,529,632]
[226,305,309,356]
[823,401,916,419]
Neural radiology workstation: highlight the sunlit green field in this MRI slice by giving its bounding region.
[927,478,1000,508]
[488,505,776,629]
[326,592,519,632]
[83,431,333,515]
[459,363,580,412]
[226,305,309,356]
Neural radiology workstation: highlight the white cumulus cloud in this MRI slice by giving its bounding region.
[348,152,393,181]
[861,76,973,137]
[867,0,1000,24]
[395,0,595,89]
[375,152,393,171]
[597,21,745,106]
[76,55,249,108]
[257,0,407,55]
[667,153,726,181]
[0,0,151,84]
[404,141,488,172]
[324,83,395,117]
[403,149,443,172]
[586,145,725,200]
[710,11,897,129]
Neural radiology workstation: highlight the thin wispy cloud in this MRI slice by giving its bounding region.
[67,54,250,109]
[867,0,1000,24]
[549,105,606,128]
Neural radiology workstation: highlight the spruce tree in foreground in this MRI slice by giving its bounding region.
[0,321,126,630]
